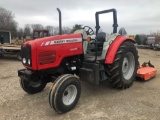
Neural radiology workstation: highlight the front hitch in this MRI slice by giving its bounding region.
[18,69,35,81]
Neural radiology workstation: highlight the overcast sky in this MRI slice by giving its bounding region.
[0,0,160,34]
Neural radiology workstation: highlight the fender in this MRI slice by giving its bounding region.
[105,36,136,64]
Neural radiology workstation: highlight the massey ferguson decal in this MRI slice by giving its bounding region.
[41,38,82,46]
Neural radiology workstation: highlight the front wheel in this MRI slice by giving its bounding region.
[20,78,47,94]
[105,41,138,89]
[49,74,81,114]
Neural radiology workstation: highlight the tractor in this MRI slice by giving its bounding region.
[32,29,49,39]
[18,8,138,113]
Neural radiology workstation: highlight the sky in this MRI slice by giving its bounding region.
[0,0,160,35]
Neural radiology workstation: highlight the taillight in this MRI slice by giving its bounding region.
[38,51,56,65]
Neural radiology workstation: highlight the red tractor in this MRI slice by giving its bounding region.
[18,8,138,113]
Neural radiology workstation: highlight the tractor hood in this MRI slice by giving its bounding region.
[25,33,82,47]
[22,33,83,70]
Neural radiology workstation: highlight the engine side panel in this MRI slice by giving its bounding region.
[105,35,135,64]
[36,34,83,70]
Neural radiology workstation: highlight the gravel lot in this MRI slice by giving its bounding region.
[0,49,160,120]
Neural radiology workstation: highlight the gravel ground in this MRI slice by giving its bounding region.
[0,49,160,120]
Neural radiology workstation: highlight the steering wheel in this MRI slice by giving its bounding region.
[83,26,94,35]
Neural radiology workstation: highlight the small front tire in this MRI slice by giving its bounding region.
[49,74,81,114]
[20,78,46,94]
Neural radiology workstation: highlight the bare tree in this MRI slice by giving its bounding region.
[62,26,71,34]
[71,24,82,33]
[53,26,59,35]
[24,24,31,37]
[45,25,54,35]
[52,26,71,35]
[0,7,18,37]
[31,24,44,30]
[17,28,24,39]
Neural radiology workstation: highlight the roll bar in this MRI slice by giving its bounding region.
[95,9,118,35]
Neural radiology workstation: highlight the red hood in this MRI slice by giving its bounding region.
[24,33,82,47]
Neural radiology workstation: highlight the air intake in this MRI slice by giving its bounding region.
[38,51,56,65]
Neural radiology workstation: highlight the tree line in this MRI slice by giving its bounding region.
[0,6,83,38]
[0,7,18,37]
[17,24,73,38]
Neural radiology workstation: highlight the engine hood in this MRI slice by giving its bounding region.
[25,33,82,47]
[22,33,83,70]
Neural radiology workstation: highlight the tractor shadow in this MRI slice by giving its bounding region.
[80,80,125,96]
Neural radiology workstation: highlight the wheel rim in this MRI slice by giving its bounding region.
[122,52,135,80]
[30,81,41,87]
[62,85,77,106]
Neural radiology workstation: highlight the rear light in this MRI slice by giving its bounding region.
[38,51,56,65]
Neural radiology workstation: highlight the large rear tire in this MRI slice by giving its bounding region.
[105,41,138,89]
[49,74,81,114]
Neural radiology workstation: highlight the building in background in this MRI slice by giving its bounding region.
[0,29,11,44]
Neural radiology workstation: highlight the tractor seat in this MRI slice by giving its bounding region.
[96,32,106,43]
[87,32,106,52]
[96,32,106,50]
[118,27,127,36]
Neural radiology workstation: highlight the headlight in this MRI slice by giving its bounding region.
[22,58,26,64]
[28,59,31,65]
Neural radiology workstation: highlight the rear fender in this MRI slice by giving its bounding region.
[105,36,135,64]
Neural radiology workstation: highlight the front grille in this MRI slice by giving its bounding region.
[21,44,32,66]
[38,51,56,65]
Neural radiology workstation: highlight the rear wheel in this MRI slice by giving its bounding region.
[20,78,47,94]
[105,41,138,89]
[49,74,81,114]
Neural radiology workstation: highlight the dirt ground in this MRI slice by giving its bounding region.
[0,48,160,120]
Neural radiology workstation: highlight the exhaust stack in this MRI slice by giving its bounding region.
[57,8,62,35]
